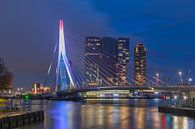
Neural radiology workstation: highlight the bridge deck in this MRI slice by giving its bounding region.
[63,86,195,93]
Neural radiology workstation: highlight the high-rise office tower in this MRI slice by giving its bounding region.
[101,37,130,86]
[85,36,102,86]
[85,36,130,86]
[134,43,146,86]
[116,38,130,85]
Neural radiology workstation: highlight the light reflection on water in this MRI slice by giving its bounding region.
[18,99,195,129]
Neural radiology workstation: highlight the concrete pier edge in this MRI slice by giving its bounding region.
[158,106,195,118]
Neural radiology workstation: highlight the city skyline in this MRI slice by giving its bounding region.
[1,1,195,129]
[0,0,195,88]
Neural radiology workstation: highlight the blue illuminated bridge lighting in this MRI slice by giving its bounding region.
[55,20,75,92]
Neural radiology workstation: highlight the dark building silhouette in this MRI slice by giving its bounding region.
[99,54,118,86]
[134,43,146,86]
[101,37,118,85]
[101,37,116,56]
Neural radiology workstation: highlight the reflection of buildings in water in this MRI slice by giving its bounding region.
[81,105,98,128]
[80,104,132,129]
[182,117,188,129]
[96,105,104,127]
[112,106,120,125]
[128,108,136,128]
[150,108,161,129]
[130,107,146,129]
[173,116,179,129]
[86,105,96,128]
[106,106,114,129]
[81,105,87,128]
[134,108,146,129]
[119,106,130,129]
[173,116,188,129]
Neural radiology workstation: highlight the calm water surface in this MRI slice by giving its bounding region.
[17,99,195,129]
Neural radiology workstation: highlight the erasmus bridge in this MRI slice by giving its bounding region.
[45,19,195,98]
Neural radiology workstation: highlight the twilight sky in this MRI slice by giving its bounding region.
[0,0,195,89]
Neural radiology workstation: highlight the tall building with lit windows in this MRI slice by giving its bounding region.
[116,38,130,85]
[134,43,146,86]
[85,36,102,86]
[85,36,130,86]
[101,37,130,86]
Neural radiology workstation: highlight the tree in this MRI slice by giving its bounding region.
[0,58,13,89]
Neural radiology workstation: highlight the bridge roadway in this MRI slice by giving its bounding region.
[64,85,195,94]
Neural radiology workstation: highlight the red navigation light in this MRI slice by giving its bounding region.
[162,95,166,100]
[60,19,63,30]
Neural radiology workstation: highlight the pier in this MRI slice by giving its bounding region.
[158,106,195,118]
[0,111,44,129]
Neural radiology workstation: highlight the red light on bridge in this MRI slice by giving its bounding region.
[60,19,63,30]
[162,95,166,100]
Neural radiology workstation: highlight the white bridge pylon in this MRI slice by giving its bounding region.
[55,19,75,92]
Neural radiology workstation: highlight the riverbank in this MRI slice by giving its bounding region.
[158,106,195,118]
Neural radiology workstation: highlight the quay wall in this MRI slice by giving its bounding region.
[0,111,44,129]
[158,106,195,118]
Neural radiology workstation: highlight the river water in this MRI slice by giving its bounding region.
[16,99,195,129]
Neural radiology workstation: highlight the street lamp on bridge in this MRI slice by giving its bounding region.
[178,71,183,85]
[178,71,182,78]
[156,73,159,85]
[189,78,192,85]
